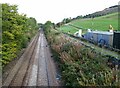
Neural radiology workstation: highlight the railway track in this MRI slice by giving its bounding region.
[3,29,60,87]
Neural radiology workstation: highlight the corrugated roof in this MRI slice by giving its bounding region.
[89,31,113,35]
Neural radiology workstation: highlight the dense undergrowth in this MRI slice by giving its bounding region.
[1,4,39,67]
[44,21,120,86]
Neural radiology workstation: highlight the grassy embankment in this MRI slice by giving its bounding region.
[44,23,120,86]
[59,13,118,34]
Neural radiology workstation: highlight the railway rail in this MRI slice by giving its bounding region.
[3,29,60,87]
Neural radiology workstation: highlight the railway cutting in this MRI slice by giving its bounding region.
[3,29,60,87]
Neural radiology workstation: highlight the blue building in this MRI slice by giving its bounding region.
[83,31,113,47]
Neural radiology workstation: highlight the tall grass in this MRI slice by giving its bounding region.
[44,27,120,86]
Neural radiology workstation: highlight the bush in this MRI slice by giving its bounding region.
[2,4,39,67]
[44,25,120,86]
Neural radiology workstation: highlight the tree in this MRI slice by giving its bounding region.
[38,23,43,28]
[1,3,38,67]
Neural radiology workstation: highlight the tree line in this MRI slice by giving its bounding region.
[1,3,39,67]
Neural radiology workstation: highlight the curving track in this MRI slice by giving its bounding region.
[3,29,60,87]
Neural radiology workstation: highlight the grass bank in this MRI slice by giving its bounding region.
[44,24,120,86]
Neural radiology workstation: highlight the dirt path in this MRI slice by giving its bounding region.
[3,29,60,87]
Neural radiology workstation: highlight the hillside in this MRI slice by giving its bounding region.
[58,24,79,34]
[59,12,118,34]
[84,5,118,18]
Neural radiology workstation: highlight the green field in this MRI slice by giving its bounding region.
[59,13,118,34]
[71,13,118,30]
[58,24,79,34]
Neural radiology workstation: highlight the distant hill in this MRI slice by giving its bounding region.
[83,5,118,18]
[71,12,118,31]
[59,12,118,34]
[58,5,119,34]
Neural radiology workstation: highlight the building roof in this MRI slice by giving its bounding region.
[89,31,113,35]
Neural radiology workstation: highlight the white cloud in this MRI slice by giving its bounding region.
[1,0,119,23]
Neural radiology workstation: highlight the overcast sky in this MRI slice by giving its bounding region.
[1,0,120,23]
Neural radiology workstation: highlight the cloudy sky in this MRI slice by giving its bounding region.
[1,0,120,23]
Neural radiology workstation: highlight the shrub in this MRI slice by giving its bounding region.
[44,23,120,86]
